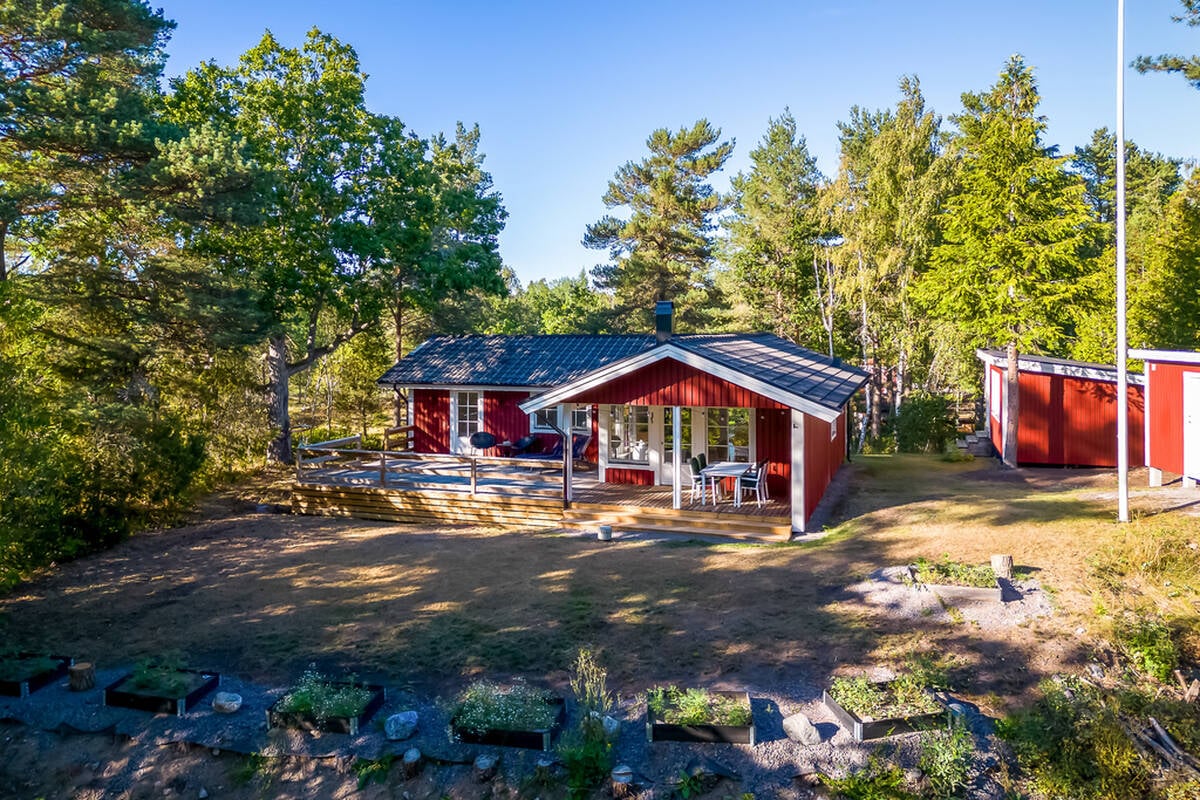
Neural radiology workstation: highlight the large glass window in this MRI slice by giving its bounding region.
[664,407,692,463]
[531,404,591,433]
[707,408,750,463]
[608,405,650,464]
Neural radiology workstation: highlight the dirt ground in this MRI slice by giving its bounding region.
[1,455,1197,798]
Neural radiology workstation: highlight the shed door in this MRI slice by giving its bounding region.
[1184,374,1200,480]
[451,391,482,454]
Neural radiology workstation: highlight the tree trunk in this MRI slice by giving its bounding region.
[266,335,292,464]
[1003,342,1019,468]
[0,220,7,281]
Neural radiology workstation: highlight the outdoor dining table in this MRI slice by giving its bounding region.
[699,461,751,507]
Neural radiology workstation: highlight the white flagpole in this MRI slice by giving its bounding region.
[1116,0,1131,522]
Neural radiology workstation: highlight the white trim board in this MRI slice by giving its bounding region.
[518,344,845,422]
[976,349,1145,386]
[1130,349,1200,366]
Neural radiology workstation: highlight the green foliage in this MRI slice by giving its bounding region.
[128,652,190,696]
[914,555,997,588]
[585,119,733,331]
[894,392,956,453]
[353,754,394,789]
[997,679,1154,800]
[558,649,616,798]
[1114,616,1179,683]
[452,679,557,736]
[646,686,752,727]
[675,768,707,799]
[276,667,374,722]
[1134,1,1200,89]
[0,653,58,682]
[570,648,614,717]
[830,658,947,718]
[919,723,975,798]
[821,758,917,800]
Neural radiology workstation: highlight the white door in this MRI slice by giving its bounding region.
[661,407,693,485]
[1184,374,1200,480]
[451,391,482,454]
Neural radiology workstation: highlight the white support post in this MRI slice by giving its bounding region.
[672,405,682,510]
[1115,0,1131,522]
[790,409,806,534]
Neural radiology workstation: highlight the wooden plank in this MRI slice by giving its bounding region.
[294,485,563,507]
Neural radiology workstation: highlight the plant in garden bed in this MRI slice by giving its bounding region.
[913,555,997,588]
[126,653,196,696]
[275,667,376,723]
[558,649,616,798]
[0,653,61,683]
[646,686,752,727]
[828,675,941,721]
[451,679,559,737]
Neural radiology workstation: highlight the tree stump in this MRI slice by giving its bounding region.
[473,753,497,783]
[991,554,1014,580]
[611,764,635,798]
[401,747,423,779]
[68,662,95,692]
[534,756,555,784]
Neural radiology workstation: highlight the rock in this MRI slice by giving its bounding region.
[211,692,242,714]
[473,754,498,782]
[1087,662,1105,679]
[198,789,209,800]
[385,711,419,740]
[904,767,925,785]
[947,702,967,719]
[602,714,620,738]
[782,712,822,745]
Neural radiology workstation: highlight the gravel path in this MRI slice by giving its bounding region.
[0,663,1009,797]
[844,566,1053,627]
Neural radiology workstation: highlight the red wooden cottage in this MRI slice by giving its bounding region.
[378,303,867,534]
[1128,349,1200,487]
[976,349,1145,467]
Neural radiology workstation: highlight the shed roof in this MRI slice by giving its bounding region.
[976,349,1146,386]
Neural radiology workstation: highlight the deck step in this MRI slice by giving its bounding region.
[603,522,786,543]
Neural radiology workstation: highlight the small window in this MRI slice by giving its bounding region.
[989,370,1002,420]
[531,404,591,433]
[831,416,838,441]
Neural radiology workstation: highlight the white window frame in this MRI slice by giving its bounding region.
[608,404,652,466]
[530,403,591,434]
[989,369,1002,420]
[450,390,483,454]
[704,406,755,464]
[831,415,838,441]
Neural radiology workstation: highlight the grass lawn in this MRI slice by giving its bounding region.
[0,454,1195,707]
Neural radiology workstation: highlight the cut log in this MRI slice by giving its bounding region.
[473,754,497,783]
[401,748,422,779]
[68,662,95,692]
[990,555,1013,580]
[611,764,635,799]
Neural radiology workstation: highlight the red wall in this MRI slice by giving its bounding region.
[1145,360,1200,474]
[755,407,791,499]
[483,391,530,445]
[413,389,449,454]
[567,359,789,409]
[988,365,1144,467]
[804,410,846,523]
[606,467,655,485]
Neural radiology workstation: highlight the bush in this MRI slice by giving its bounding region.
[997,679,1153,800]
[895,392,956,454]
[1114,616,1179,683]
[919,723,975,798]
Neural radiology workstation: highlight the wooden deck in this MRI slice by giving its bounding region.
[292,444,794,542]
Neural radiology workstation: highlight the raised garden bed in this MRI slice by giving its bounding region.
[823,678,945,741]
[104,669,219,716]
[450,680,566,751]
[0,654,72,698]
[266,680,386,736]
[453,696,566,750]
[646,687,755,745]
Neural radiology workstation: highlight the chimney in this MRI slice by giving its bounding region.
[655,301,674,344]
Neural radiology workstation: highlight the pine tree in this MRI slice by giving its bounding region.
[585,120,733,331]
[724,110,827,347]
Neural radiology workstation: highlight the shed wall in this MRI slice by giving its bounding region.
[413,389,450,454]
[1144,360,1200,473]
[803,410,846,523]
[563,359,789,409]
[755,407,792,499]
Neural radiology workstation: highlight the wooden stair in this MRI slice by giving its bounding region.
[562,502,792,543]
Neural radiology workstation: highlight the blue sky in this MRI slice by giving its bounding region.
[162,1,1200,285]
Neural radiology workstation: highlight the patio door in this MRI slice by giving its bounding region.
[451,391,481,454]
[662,407,693,485]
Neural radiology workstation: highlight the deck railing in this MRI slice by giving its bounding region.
[383,425,415,452]
[295,445,566,500]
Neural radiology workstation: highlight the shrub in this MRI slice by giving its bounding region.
[895,392,956,454]
[277,667,374,723]
[558,649,615,798]
[821,757,917,799]
[919,722,975,798]
[1114,616,1179,683]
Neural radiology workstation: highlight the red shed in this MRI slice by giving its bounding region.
[1128,349,1200,487]
[976,350,1145,467]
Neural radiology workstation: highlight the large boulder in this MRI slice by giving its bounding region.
[782,712,821,745]
[385,711,419,741]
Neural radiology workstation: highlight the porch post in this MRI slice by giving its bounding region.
[672,405,682,509]
[790,409,806,534]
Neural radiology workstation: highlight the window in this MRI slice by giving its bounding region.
[707,408,750,463]
[831,416,838,441]
[989,370,1001,420]
[531,404,592,433]
[608,405,650,464]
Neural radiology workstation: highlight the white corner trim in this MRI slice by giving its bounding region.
[519,345,845,422]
